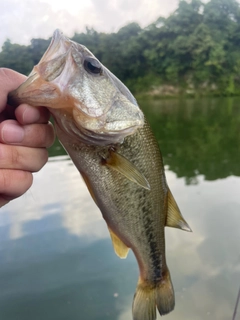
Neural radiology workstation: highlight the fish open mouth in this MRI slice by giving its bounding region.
[8,29,145,145]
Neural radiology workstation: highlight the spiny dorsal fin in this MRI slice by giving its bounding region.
[108,227,129,259]
[104,149,150,190]
[166,188,192,232]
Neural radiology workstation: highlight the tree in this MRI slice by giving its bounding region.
[0,40,33,75]
[1,0,240,95]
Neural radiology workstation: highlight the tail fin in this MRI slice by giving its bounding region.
[132,268,175,320]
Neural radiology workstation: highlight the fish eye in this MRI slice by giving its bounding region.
[84,57,102,75]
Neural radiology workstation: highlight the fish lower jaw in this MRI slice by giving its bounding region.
[70,109,141,145]
[53,114,121,147]
[59,120,140,146]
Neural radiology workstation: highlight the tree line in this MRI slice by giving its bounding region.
[1,0,240,96]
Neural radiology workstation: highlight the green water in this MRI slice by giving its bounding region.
[0,97,239,320]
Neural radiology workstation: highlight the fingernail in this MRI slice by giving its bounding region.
[23,107,40,124]
[2,123,24,143]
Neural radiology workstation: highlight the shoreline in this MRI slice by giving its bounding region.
[134,84,240,100]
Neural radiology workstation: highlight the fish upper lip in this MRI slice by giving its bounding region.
[8,29,145,146]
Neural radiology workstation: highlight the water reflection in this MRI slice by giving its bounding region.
[140,97,240,183]
[0,98,240,320]
[0,156,107,242]
[0,156,138,320]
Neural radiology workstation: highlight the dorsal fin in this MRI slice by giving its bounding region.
[166,188,192,232]
[108,227,129,259]
[103,149,150,190]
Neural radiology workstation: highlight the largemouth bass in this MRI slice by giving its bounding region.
[8,30,191,319]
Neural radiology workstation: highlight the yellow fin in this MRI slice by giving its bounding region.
[104,149,150,190]
[108,227,129,259]
[80,171,98,205]
[166,188,192,232]
[133,267,175,318]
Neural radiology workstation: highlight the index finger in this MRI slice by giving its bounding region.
[15,103,51,125]
[0,68,27,112]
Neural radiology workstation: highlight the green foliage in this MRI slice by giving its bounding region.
[0,38,50,75]
[1,0,240,95]
[30,38,51,65]
[0,40,34,75]
[140,97,240,182]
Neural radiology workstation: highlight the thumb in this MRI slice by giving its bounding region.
[0,68,27,112]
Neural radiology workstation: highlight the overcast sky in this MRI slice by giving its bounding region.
[1,0,179,49]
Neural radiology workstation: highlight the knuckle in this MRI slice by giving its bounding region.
[10,146,21,167]
[38,124,48,144]
[34,149,48,172]
[0,169,11,190]
[0,68,10,79]
[35,122,55,148]
[0,144,21,169]
[0,169,33,196]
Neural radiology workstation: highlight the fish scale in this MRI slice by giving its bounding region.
[8,29,191,320]
[57,118,171,304]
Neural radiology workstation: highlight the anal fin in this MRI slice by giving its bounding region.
[108,227,129,259]
[166,188,192,232]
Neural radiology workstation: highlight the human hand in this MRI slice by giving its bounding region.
[0,68,55,207]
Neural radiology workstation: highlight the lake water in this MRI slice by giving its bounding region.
[0,97,240,320]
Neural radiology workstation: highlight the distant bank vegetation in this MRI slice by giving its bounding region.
[1,0,240,97]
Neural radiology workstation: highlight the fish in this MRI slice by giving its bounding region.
[8,29,191,319]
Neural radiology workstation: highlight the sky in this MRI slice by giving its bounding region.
[0,0,179,49]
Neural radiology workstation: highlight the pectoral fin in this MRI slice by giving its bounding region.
[104,150,150,190]
[108,227,129,259]
[166,188,192,232]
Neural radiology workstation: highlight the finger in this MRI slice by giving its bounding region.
[0,120,55,148]
[0,68,26,112]
[0,104,16,122]
[15,104,51,125]
[0,169,33,207]
[0,143,49,172]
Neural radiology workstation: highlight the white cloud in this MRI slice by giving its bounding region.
[0,155,108,241]
[0,0,178,49]
[1,157,240,319]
